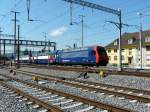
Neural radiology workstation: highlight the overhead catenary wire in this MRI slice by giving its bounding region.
[0,0,23,22]
[24,4,81,35]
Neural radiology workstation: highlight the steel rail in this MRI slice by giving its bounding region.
[2,66,150,95]
[14,69,150,95]
[20,64,150,77]
[13,69,150,103]
[1,74,132,112]
[0,81,63,112]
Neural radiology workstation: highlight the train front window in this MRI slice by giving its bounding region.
[97,47,106,55]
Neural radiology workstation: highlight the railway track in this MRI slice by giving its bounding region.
[20,64,150,77]
[0,81,63,112]
[1,67,150,111]
[12,69,150,103]
[0,74,131,112]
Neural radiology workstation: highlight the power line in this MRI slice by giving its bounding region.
[0,0,23,22]
[25,5,80,35]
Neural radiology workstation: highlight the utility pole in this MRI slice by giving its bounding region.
[105,12,122,71]
[138,12,143,69]
[0,28,2,64]
[27,0,31,21]
[44,32,47,42]
[79,15,85,48]
[70,2,73,25]
[17,25,20,68]
[3,40,5,65]
[11,11,19,61]
[43,32,47,51]
[48,40,50,52]
[137,12,150,69]
[119,11,122,71]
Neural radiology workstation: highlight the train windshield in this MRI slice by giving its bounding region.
[97,47,106,55]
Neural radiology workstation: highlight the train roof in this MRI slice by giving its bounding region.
[62,45,103,52]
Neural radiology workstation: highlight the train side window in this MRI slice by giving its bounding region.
[91,50,96,55]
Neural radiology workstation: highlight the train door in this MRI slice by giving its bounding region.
[97,46,108,66]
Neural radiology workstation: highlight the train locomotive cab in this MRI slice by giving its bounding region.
[94,46,108,66]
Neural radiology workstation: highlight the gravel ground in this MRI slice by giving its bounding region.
[0,68,10,75]
[0,85,36,112]
[1,67,150,111]
[42,81,150,112]
[79,75,150,91]
[7,73,150,112]
[7,81,105,112]
[19,67,150,91]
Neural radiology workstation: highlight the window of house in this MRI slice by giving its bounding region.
[114,41,118,45]
[114,56,117,61]
[129,49,132,55]
[122,49,124,52]
[146,46,150,51]
[145,37,150,42]
[108,56,111,61]
[146,59,150,61]
[129,51,132,55]
[122,56,124,60]
[128,39,133,44]
[114,49,117,53]
[108,50,111,53]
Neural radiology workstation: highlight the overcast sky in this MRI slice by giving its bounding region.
[0,0,150,50]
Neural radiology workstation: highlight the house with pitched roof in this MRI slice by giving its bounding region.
[105,30,150,67]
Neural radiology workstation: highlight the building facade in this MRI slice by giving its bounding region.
[105,30,150,68]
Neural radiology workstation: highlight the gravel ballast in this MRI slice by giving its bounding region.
[7,73,150,112]
[7,81,105,112]
[1,66,150,112]
[20,67,150,91]
[0,85,37,112]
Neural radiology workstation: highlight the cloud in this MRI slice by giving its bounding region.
[49,26,68,37]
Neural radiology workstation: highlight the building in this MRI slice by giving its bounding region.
[105,30,150,68]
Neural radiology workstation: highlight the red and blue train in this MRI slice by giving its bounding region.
[20,45,108,66]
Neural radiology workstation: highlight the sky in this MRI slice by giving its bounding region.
[0,0,150,51]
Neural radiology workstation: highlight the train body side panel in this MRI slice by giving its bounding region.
[57,47,97,65]
[37,56,48,64]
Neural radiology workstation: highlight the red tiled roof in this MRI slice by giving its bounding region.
[105,30,150,49]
